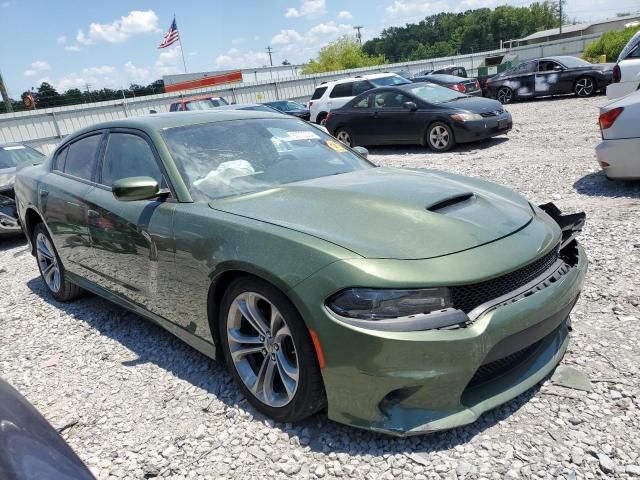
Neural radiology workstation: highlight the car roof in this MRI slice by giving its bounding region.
[61,110,287,143]
[171,95,224,103]
[321,72,401,87]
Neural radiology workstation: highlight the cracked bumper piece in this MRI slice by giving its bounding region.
[292,240,587,436]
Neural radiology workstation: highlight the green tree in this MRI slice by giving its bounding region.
[35,82,61,108]
[303,36,386,74]
[583,25,640,62]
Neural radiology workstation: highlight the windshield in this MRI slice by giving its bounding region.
[369,75,412,87]
[407,83,467,104]
[185,98,227,110]
[268,101,306,111]
[0,145,44,169]
[557,56,591,68]
[163,118,373,201]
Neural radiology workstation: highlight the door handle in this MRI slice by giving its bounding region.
[371,111,380,118]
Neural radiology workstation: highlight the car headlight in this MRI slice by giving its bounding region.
[326,287,451,320]
[450,113,483,122]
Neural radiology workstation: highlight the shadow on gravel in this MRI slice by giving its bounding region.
[0,235,27,252]
[574,171,640,198]
[27,276,544,456]
[368,136,509,157]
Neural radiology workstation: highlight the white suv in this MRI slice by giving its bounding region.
[308,73,410,124]
[607,30,640,99]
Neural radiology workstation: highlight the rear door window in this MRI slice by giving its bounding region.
[63,134,102,181]
[330,82,354,98]
[311,86,327,100]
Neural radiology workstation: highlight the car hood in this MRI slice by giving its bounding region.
[444,96,504,113]
[209,167,534,259]
[0,167,16,192]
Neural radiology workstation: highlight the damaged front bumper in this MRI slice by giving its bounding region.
[291,204,587,436]
[0,192,21,236]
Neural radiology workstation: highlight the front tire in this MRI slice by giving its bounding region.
[334,127,353,147]
[574,77,595,97]
[218,276,325,422]
[426,122,456,152]
[33,223,83,301]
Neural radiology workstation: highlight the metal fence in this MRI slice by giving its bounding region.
[0,33,601,154]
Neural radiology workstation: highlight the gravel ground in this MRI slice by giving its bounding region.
[1,95,640,479]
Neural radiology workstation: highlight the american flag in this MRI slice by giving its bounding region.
[158,18,179,49]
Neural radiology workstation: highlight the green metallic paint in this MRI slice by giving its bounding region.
[14,111,588,436]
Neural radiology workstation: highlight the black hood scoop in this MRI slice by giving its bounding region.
[426,192,475,212]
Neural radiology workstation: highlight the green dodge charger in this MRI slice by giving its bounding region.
[14,110,587,436]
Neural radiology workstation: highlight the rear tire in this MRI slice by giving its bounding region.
[334,128,353,147]
[497,87,513,104]
[218,276,326,423]
[316,112,328,126]
[426,122,456,152]
[574,77,595,97]
[33,223,83,301]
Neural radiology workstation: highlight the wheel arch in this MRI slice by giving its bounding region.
[206,265,300,360]
[315,111,329,124]
[23,207,45,255]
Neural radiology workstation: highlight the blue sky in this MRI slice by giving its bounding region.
[0,0,637,96]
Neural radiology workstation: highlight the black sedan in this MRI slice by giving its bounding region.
[325,82,512,151]
[485,56,614,104]
[411,74,482,97]
[0,378,95,479]
[263,100,311,120]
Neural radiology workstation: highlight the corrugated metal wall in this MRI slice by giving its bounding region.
[0,33,601,154]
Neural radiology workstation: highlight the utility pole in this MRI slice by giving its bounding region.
[265,46,274,67]
[559,0,563,34]
[0,70,13,113]
[354,25,363,45]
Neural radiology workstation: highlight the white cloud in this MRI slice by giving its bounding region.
[456,0,498,10]
[231,37,245,45]
[285,0,326,18]
[124,61,151,83]
[56,35,67,44]
[76,29,91,45]
[228,21,355,68]
[271,29,303,45]
[24,61,51,77]
[214,49,269,70]
[76,10,160,45]
[64,45,82,52]
[385,0,450,23]
[155,47,183,76]
[82,65,116,75]
[337,10,353,20]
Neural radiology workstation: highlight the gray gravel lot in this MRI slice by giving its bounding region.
[1,95,639,479]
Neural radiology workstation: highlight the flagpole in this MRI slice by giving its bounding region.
[175,14,188,73]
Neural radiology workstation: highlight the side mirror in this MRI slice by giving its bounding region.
[112,176,160,201]
[403,101,418,111]
[353,146,369,159]
[553,65,563,71]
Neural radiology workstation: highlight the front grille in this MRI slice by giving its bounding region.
[466,340,541,388]
[479,109,504,117]
[451,246,560,314]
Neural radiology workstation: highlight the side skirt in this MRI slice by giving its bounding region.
[66,272,217,360]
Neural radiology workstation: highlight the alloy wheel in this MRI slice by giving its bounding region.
[36,232,61,293]
[336,130,352,146]
[226,292,299,407]
[429,125,450,150]
[497,87,512,104]
[575,78,594,97]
